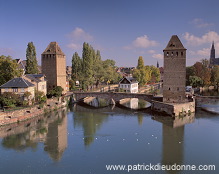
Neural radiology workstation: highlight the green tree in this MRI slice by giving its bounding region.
[133,56,147,86]
[186,66,195,86]
[71,52,82,81]
[0,55,22,85]
[82,42,94,89]
[145,65,152,83]
[137,56,144,69]
[25,42,39,74]
[189,76,203,88]
[35,91,46,103]
[47,86,63,98]
[0,92,21,107]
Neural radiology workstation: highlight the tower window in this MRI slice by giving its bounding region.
[176,52,178,56]
[166,52,169,57]
[181,52,183,56]
[169,87,170,90]
[177,87,179,91]
[171,52,174,56]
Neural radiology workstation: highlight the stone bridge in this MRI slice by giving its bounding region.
[73,92,154,103]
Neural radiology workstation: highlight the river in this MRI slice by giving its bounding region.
[0,104,218,174]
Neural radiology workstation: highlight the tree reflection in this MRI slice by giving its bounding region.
[73,104,109,147]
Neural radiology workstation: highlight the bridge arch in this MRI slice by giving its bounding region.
[73,92,154,103]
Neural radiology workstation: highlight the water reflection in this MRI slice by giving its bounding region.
[0,104,218,174]
[120,98,151,109]
[73,104,109,147]
[0,108,67,161]
[153,114,195,174]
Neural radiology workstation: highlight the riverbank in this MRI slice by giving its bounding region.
[0,97,69,126]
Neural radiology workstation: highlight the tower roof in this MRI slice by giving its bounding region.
[42,42,65,55]
[164,35,186,51]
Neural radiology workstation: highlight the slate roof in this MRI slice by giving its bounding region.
[164,35,186,51]
[0,77,35,88]
[42,42,65,55]
[26,74,45,81]
[119,77,138,84]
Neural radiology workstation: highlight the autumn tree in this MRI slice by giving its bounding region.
[211,65,219,89]
[25,42,39,74]
[150,66,160,83]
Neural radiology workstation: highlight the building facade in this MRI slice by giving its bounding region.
[210,42,219,66]
[23,74,47,95]
[163,35,186,103]
[41,42,67,93]
[0,77,35,99]
[119,77,138,93]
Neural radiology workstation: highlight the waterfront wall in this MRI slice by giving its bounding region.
[151,100,195,117]
[195,96,219,107]
[0,97,69,126]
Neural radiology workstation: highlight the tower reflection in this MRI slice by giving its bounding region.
[153,114,195,174]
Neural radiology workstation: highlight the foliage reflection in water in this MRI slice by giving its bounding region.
[0,105,218,174]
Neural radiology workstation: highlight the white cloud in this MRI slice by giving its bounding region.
[152,54,163,59]
[67,43,81,50]
[148,50,156,54]
[69,27,93,41]
[124,35,158,50]
[197,48,210,57]
[133,35,158,48]
[183,31,219,46]
[191,18,213,28]
[67,27,94,50]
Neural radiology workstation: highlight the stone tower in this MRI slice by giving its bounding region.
[163,35,186,103]
[41,42,66,93]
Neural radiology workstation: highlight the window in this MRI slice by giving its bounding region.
[176,52,178,56]
[181,52,183,56]
[166,52,169,57]
[12,88,18,92]
[169,87,170,90]
[171,52,174,56]
[5,88,8,92]
[177,87,179,91]
[21,88,24,92]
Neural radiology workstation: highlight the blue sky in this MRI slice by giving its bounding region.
[0,0,219,67]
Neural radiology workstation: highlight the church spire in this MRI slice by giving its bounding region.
[210,41,215,59]
[157,61,159,68]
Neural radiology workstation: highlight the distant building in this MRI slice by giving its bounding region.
[23,74,47,95]
[159,67,164,82]
[119,77,138,93]
[15,59,26,75]
[0,77,35,99]
[157,61,159,68]
[15,59,41,74]
[66,66,72,80]
[209,42,219,66]
[163,35,186,103]
[117,67,135,77]
[41,42,67,93]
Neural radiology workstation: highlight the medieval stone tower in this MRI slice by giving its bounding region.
[163,35,186,103]
[41,42,66,93]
